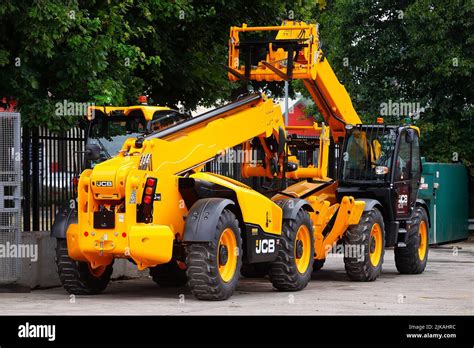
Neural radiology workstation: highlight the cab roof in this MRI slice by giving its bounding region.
[87,105,172,121]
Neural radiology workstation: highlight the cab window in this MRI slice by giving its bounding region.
[410,133,421,180]
[395,133,411,181]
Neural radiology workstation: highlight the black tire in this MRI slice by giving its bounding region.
[149,260,187,287]
[395,206,429,274]
[240,263,269,278]
[270,209,314,291]
[186,209,242,300]
[313,259,325,272]
[56,238,113,295]
[343,208,385,281]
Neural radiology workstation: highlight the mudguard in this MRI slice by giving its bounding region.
[51,207,77,239]
[183,198,236,242]
[356,198,383,212]
[415,198,431,227]
[275,198,313,220]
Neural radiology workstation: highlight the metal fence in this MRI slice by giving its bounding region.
[0,112,22,282]
[205,157,244,180]
[22,127,86,232]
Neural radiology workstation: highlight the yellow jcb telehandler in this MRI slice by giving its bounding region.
[53,93,323,300]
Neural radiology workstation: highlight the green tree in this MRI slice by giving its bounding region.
[0,0,317,131]
[0,0,162,130]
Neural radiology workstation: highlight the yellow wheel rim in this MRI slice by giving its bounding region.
[88,264,106,278]
[295,225,311,274]
[418,220,428,260]
[369,223,382,267]
[218,228,237,282]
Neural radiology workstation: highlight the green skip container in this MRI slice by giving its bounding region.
[418,160,469,244]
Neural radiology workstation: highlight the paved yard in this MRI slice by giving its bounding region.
[0,242,472,315]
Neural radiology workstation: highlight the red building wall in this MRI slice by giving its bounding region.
[286,103,317,136]
[0,97,17,112]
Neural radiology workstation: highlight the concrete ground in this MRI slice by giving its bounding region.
[1,242,472,315]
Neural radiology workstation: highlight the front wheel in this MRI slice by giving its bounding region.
[343,208,385,281]
[395,206,429,274]
[270,209,314,291]
[56,239,113,295]
[186,209,242,300]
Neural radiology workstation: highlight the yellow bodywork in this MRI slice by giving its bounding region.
[273,180,365,261]
[191,172,282,235]
[87,105,171,121]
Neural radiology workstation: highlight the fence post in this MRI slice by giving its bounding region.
[31,128,40,231]
[22,127,31,232]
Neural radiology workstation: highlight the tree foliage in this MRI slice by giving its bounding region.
[311,0,473,169]
[0,0,314,131]
[1,1,472,205]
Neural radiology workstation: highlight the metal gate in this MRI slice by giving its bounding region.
[0,112,22,282]
[22,127,86,232]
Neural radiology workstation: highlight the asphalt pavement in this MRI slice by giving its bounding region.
[0,242,472,315]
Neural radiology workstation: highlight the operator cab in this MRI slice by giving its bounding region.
[338,124,422,223]
[86,112,148,165]
[85,108,190,167]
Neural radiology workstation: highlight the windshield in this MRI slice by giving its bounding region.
[87,116,148,164]
[341,126,397,181]
[150,110,192,132]
[86,109,191,165]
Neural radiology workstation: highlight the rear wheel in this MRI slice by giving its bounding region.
[186,209,242,300]
[395,206,429,274]
[270,209,314,291]
[56,238,113,295]
[343,208,385,281]
[149,260,187,287]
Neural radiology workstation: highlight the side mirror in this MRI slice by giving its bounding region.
[85,144,101,161]
[278,127,286,155]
